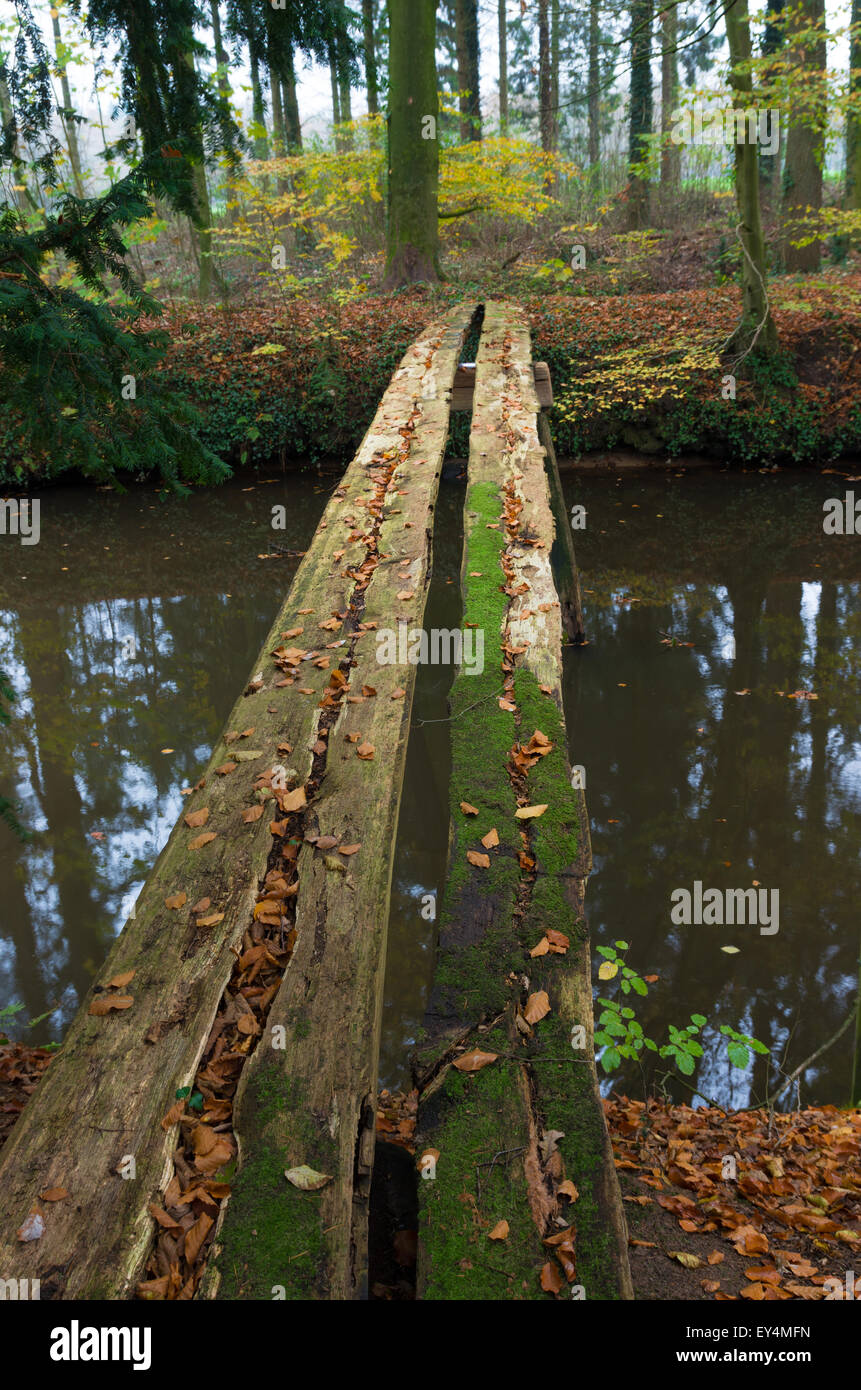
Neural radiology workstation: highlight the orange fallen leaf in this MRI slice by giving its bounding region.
[540,1261,564,1294]
[460,802,479,816]
[467,850,491,868]
[279,787,307,813]
[242,805,264,823]
[357,743,375,759]
[184,808,210,829]
[515,804,548,820]
[481,828,500,849]
[107,969,136,988]
[488,1220,509,1241]
[164,893,187,911]
[39,1187,69,1202]
[558,1180,579,1202]
[88,994,133,1016]
[524,990,551,1024]
[530,937,551,957]
[197,912,225,928]
[452,1049,498,1073]
[189,832,217,851]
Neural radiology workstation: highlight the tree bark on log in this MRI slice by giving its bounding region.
[414,302,632,1301]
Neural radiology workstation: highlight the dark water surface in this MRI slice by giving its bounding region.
[1,466,858,1109]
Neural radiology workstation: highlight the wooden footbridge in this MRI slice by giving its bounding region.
[0,302,631,1302]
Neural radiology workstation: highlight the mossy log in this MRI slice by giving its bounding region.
[0,303,475,1300]
[414,301,632,1302]
[203,303,476,1301]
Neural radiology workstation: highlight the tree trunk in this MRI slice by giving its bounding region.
[384,0,440,287]
[269,67,284,154]
[0,70,38,211]
[455,0,481,142]
[849,0,861,207]
[781,0,826,270]
[283,58,302,151]
[660,1,680,189]
[538,0,553,154]
[627,0,653,229]
[724,0,778,354]
[760,0,784,196]
[498,0,509,130]
[250,48,269,160]
[362,0,379,115]
[329,39,343,148]
[51,10,85,197]
[551,0,560,149]
[588,0,600,168]
[338,30,354,150]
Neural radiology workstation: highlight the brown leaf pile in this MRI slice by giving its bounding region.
[606,1097,861,1300]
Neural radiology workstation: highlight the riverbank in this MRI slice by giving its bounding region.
[2,277,860,486]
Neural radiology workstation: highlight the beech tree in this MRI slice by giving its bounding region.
[723,0,778,355]
[383,0,439,287]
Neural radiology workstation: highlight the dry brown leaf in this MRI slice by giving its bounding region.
[164,893,187,911]
[467,850,491,868]
[515,804,548,820]
[39,1187,69,1202]
[540,1261,564,1294]
[242,804,264,823]
[524,990,551,1024]
[161,1100,185,1130]
[196,912,225,928]
[88,994,133,1016]
[481,828,500,849]
[189,832,217,851]
[357,743,375,760]
[280,787,307,813]
[184,1211,214,1265]
[460,802,479,816]
[184,808,210,829]
[452,1049,498,1073]
[558,1180,579,1202]
[530,937,550,957]
[488,1220,509,1241]
[107,969,136,988]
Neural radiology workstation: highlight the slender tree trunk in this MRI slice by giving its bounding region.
[551,0,560,149]
[660,1,680,190]
[455,0,481,142]
[269,67,285,153]
[760,0,784,196]
[209,1,238,225]
[329,40,343,148]
[51,10,85,196]
[724,0,778,354]
[362,0,379,115]
[0,69,38,211]
[250,49,269,160]
[849,0,861,207]
[498,0,508,131]
[384,0,440,287]
[627,0,653,228]
[338,30,354,150]
[781,0,826,271]
[538,0,553,155]
[588,0,600,168]
[283,57,302,151]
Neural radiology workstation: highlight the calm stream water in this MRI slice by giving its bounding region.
[0,466,858,1108]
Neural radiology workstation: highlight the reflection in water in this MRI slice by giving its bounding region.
[562,470,861,1108]
[0,473,329,1039]
[1,466,858,1109]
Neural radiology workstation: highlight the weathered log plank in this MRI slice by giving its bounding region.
[414,301,632,1301]
[450,360,553,412]
[203,304,475,1301]
[538,411,586,643]
[0,302,475,1300]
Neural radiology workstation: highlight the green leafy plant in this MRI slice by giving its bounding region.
[593,942,770,1091]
